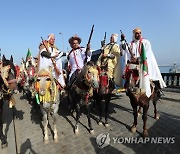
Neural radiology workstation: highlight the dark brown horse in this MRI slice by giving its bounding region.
[0,55,17,148]
[93,67,114,127]
[124,61,160,137]
[68,61,99,134]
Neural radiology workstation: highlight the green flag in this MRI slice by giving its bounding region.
[140,43,148,76]
[26,48,31,61]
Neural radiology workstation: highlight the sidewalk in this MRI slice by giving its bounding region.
[0,102,17,154]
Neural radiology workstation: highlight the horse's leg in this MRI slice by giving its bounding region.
[43,113,49,143]
[98,99,103,126]
[137,106,142,117]
[142,104,149,137]
[53,103,59,143]
[40,105,49,143]
[86,103,94,134]
[0,101,8,148]
[53,113,58,143]
[105,95,111,127]
[131,102,138,133]
[75,103,80,134]
[152,96,160,120]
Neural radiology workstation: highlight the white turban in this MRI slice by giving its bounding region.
[111,33,118,42]
[48,33,55,41]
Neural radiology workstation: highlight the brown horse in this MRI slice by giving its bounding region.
[124,61,160,137]
[35,68,60,143]
[0,55,17,148]
[68,61,99,134]
[93,66,114,127]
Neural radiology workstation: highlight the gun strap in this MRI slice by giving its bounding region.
[102,43,116,67]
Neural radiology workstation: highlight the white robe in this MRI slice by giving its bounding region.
[122,38,166,97]
[68,47,92,79]
[39,47,66,88]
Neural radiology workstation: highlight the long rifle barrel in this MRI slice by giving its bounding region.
[84,25,94,63]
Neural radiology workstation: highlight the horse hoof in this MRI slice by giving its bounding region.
[105,123,110,127]
[75,127,79,135]
[131,126,136,133]
[44,139,49,144]
[54,137,59,143]
[1,142,8,149]
[98,121,103,126]
[44,136,49,144]
[143,130,148,137]
[154,114,160,120]
[90,129,94,134]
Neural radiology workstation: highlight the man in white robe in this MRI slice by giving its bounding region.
[120,27,166,97]
[39,34,66,88]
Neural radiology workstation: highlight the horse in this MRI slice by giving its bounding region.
[34,68,60,143]
[23,62,36,104]
[124,60,160,137]
[68,61,99,134]
[0,55,17,148]
[93,66,115,127]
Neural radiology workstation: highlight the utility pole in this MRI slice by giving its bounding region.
[59,32,64,52]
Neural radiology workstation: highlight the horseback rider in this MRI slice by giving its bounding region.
[120,27,166,97]
[67,35,92,86]
[39,33,67,89]
[97,33,121,91]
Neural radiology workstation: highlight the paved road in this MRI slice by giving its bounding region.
[1,91,180,154]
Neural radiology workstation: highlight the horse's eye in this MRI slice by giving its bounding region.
[37,78,40,82]
[46,78,51,81]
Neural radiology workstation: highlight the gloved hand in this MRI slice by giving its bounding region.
[101,40,105,47]
[108,54,115,59]
[121,33,125,41]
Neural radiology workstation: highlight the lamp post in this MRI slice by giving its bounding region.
[59,32,64,52]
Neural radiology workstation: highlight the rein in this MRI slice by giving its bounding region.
[1,84,12,95]
[73,71,92,104]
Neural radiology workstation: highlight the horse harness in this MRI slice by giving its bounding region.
[0,65,17,99]
[72,74,93,104]
[124,62,155,99]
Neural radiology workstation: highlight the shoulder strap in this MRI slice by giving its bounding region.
[102,43,116,65]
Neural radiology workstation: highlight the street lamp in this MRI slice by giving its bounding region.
[59,32,64,52]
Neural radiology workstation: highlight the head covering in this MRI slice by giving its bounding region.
[133,27,141,34]
[48,33,55,41]
[132,27,142,41]
[111,33,118,42]
[68,34,81,44]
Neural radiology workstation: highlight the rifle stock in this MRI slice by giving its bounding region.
[40,37,60,75]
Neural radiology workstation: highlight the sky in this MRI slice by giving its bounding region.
[0,0,179,65]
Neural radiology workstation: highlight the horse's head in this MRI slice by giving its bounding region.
[1,55,17,91]
[81,61,99,89]
[35,69,52,96]
[124,61,140,91]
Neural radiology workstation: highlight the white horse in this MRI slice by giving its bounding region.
[35,68,60,143]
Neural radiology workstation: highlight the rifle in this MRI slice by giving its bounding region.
[101,32,106,48]
[120,30,135,59]
[84,25,94,64]
[40,37,61,75]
